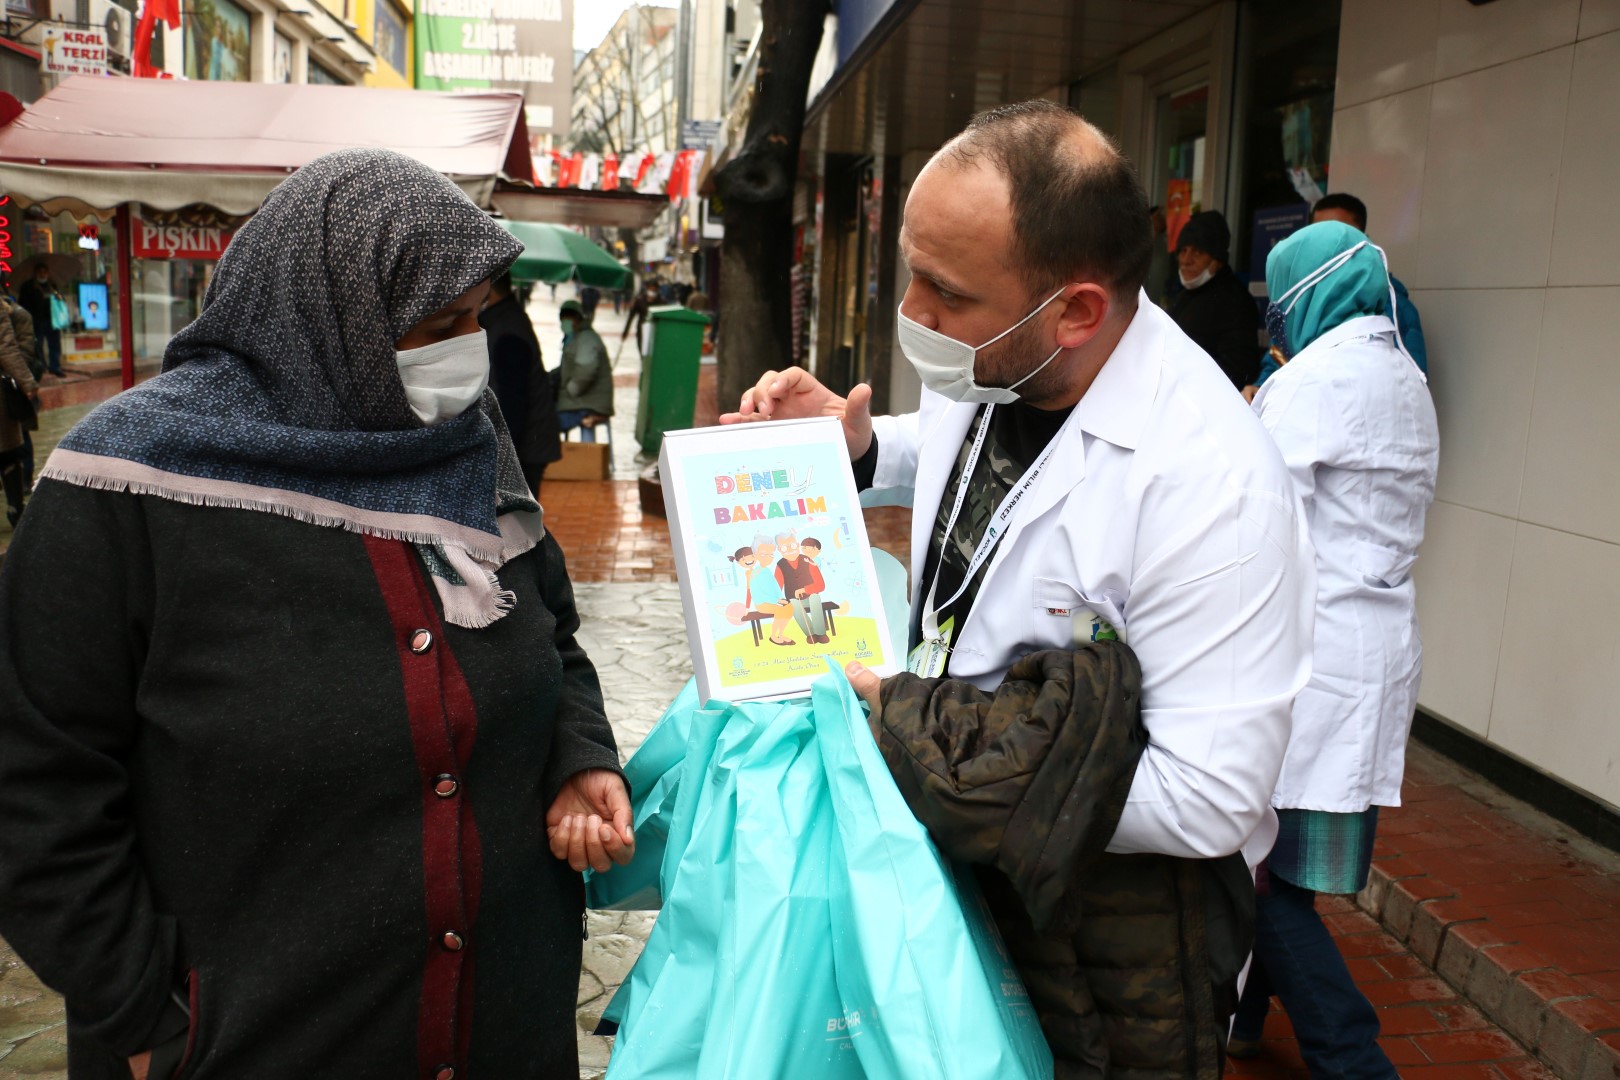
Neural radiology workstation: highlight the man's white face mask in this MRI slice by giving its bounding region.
[395,329,490,425]
[1178,266,1214,290]
[895,286,1070,405]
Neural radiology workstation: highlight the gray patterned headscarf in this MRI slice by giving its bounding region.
[43,149,543,627]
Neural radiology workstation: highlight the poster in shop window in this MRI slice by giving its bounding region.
[659,417,896,704]
[78,283,109,331]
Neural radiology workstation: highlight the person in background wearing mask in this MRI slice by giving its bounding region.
[481,272,560,496]
[18,265,63,378]
[555,298,613,442]
[1243,192,1429,402]
[1231,221,1439,1075]
[1167,209,1262,390]
[0,150,634,1080]
[723,100,1314,1073]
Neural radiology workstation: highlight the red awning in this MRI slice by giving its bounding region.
[0,77,537,214]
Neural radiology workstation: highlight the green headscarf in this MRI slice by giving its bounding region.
[1265,220,1391,356]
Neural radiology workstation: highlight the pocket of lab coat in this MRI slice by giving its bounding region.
[1351,539,1416,589]
[1031,577,1085,614]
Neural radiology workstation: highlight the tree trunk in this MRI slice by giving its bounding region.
[713,0,827,410]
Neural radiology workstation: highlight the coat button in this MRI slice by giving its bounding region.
[433,774,459,798]
[442,931,464,951]
[434,1067,455,1080]
[410,629,433,654]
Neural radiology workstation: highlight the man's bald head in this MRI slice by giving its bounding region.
[929,100,1152,306]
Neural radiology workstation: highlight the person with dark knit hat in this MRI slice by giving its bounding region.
[1167,210,1262,390]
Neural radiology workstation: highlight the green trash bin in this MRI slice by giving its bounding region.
[636,305,711,456]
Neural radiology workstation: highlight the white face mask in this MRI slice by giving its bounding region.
[896,286,1070,404]
[1178,266,1214,290]
[395,329,490,425]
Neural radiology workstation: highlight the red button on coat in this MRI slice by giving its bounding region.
[433,774,458,798]
[442,931,464,951]
[434,1067,455,1080]
[410,629,433,654]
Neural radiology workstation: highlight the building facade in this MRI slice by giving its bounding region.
[784,0,1620,816]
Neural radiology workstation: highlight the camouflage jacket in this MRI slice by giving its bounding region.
[876,643,1251,1079]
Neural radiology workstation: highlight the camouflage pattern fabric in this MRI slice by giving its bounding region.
[876,644,1250,1079]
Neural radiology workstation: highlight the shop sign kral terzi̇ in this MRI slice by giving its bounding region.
[41,26,108,76]
[133,208,242,260]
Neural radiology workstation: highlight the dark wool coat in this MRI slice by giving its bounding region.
[481,295,561,472]
[0,482,624,1080]
[1167,266,1262,390]
[876,644,1252,1080]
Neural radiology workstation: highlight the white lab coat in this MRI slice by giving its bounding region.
[1252,315,1439,812]
[868,297,1316,867]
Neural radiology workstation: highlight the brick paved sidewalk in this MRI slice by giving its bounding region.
[1228,742,1620,1079]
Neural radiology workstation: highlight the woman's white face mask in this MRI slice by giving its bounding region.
[395,330,490,425]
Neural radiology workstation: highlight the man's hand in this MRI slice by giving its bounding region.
[546,768,635,873]
[845,661,883,736]
[720,366,875,460]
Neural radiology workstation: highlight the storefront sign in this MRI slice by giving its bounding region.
[0,196,13,283]
[134,214,235,260]
[414,0,571,138]
[41,25,108,76]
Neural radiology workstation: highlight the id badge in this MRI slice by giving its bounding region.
[906,616,954,677]
[1073,607,1123,645]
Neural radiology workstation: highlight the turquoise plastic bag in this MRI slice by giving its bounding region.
[585,550,1052,1078]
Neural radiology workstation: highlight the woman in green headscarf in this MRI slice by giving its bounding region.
[1233,221,1439,1074]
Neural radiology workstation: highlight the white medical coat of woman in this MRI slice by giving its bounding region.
[867,297,1316,868]
[1252,315,1439,813]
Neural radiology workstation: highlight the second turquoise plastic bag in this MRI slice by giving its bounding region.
[592,672,1053,1080]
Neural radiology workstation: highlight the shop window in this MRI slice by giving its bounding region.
[12,207,122,372]
[374,0,407,75]
[185,0,252,81]
[1231,0,1340,283]
[309,59,344,84]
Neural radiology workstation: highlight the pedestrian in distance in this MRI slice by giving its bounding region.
[1231,220,1439,1074]
[554,298,612,443]
[1,291,40,494]
[0,149,635,1080]
[481,271,561,496]
[0,298,39,527]
[18,264,64,377]
[1243,191,1429,402]
[723,99,1314,1076]
[623,278,659,358]
[1167,209,1263,390]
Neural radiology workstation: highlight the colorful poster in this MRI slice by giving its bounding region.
[660,418,897,703]
[78,283,109,331]
[185,0,250,82]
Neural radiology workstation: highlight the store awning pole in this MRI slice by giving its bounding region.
[115,203,134,391]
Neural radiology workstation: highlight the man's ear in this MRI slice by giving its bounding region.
[1054,283,1112,350]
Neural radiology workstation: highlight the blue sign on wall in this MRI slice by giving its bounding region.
[1249,203,1312,289]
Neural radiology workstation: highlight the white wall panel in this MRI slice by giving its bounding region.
[1434,0,1580,80]
[1328,87,1430,279]
[1518,287,1620,544]
[1335,0,1439,108]
[1549,32,1620,287]
[1412,288,1544,518]
[1488,523,1620,807]
[1412,501,1518,736]
[1416,48,1571,290]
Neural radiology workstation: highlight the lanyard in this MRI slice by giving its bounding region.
[918,404,1061,647]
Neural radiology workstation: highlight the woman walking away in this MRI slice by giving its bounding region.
[1232,220,1439,1076]
[0,149,635,1080]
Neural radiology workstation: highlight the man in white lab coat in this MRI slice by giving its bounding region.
[724,100,1316,1070]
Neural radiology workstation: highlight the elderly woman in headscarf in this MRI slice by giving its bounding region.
[1229,221,1439,1075]
[0,150,635,1080]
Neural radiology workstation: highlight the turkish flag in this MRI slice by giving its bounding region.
[132,0,181,78]
[603,154,619,191]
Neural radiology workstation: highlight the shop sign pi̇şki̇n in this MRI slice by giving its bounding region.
[133,208,241,260]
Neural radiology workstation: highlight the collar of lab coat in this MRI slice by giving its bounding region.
[1069,293,1163,452]
[1293,314,1397,362]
